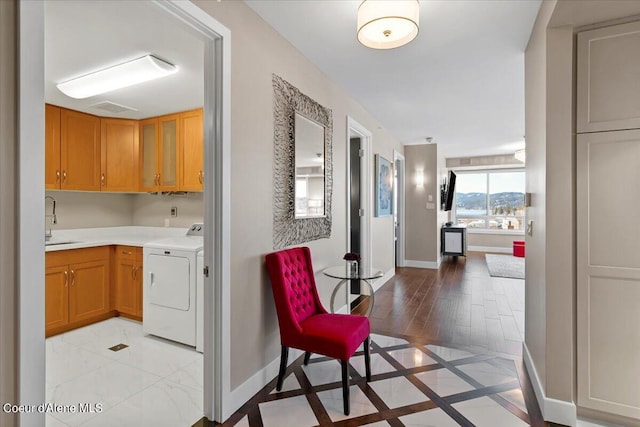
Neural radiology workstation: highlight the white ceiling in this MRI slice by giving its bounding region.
[44,1,204,120]
[246,0,541,158]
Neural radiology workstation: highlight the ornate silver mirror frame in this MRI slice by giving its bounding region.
[273,74,333,249]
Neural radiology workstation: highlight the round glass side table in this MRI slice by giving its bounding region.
[323,265,383,317]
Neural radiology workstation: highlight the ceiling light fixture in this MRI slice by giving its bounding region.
[57,55,178,99]
[515,149,526,163]
[357,0,420,50]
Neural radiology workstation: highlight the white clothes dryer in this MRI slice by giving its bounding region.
[143,224,203,346]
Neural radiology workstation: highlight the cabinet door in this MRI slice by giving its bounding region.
[68,258,109,323]
[577,130,640,418]
[115,247,138,317]
[139,118,158,191]
[578,21,640,133]
[45,104,61,189]
[45,265,69,334]
[180,109,204,191]
[101,118,139,192]
[158,113,180,191]
[60,108,101,190]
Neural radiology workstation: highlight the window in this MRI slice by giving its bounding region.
[454,170,525,232]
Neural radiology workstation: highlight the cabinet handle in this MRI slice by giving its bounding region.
[56,170,60,183]
[101,173,106,186]
[156,173,161,186]
[69,269,75,286]
[133,266,138,280]
[198,170,203,184]
[62,171,67,183]
[64,270,68,287]
[122,250,132,255]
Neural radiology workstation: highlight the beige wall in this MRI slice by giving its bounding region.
[44,191,133,229]
[524,0,554,396]
[525,0,575,415]
[132,193,203,228]
[193,0,401,389]
[0,0,17,425]
[42,191,204,230]
[404,144,441,264]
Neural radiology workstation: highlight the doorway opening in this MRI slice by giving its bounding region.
[21,1,231,424]
[346,117,373,309]
[393,150,405,267]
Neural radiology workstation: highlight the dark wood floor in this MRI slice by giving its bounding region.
[356,253,525,358]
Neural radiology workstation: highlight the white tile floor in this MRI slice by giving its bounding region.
[245,335,533,426]
[45,318,203,427]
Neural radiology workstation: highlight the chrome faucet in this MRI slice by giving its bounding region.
[45,195,57,241]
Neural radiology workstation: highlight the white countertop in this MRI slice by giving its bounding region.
[45,226,189,252]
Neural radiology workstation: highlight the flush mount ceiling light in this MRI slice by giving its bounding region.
[357,0,420,49]
[57,55,178,99]
[515,148,526,163]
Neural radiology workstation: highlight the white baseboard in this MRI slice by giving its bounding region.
[372,268,394,292]
[468,245,512,254]
[405,259,440,269]
[227,347,303,419]
[523,343,577,426]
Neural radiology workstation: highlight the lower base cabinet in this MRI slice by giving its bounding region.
[45,247,111,337]
[115,246,143,320]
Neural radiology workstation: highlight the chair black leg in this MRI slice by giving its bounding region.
[276,346,289,391]
[303,351,312,365]
[341,360,350,416]
[364,336,371,382]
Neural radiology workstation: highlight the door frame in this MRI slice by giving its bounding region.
[346,117,372,271]
[393,149,406,267]
[18,1,232,423]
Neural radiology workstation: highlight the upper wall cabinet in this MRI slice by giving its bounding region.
[140,114,180,192]
[45,104,62,189]
[179,109,204,191]
[578,21,640,133]
[60,108,101,191]
[101,118,139,192]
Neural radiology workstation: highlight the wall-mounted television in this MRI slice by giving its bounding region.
[443,170,457,211]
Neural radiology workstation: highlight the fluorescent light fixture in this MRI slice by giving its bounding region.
[357,0,420,49]
[57,55,178,99]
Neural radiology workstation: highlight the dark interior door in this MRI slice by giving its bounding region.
[350,137,361,295]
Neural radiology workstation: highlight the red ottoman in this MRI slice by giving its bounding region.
[513,240,525,257]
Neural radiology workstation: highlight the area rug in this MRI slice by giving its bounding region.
[485,254,525,279]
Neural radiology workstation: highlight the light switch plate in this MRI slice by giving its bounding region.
[426,202,435,210]
[527,220,533,236]
[170,206,178,217]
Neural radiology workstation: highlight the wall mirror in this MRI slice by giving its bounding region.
[295,113,325,218]
[273,74,333,249]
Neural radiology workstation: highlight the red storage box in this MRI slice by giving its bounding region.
[513,240,525,257]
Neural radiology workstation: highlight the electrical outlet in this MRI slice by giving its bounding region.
[170,207,178,217]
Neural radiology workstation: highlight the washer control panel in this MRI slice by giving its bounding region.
[186,223,204,237]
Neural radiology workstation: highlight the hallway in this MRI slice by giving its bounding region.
[217,252,543,426]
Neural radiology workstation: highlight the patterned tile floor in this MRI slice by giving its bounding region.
[223,333,536,427]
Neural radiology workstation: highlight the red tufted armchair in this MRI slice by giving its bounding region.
[265,247,371,415]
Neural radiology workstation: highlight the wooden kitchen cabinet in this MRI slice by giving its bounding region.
[179,108,204,191]
[45,104,62,189]
[45,247,111,337]
[139,114,180,192]
[60,108,101,191]
[101,118,139,192]
[45,265,69,331]
[115,246,143,320]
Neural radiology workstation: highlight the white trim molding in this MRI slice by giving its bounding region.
[468,246,512,254]
[405,260,441,269]
[524,343,577,427]
[372,268,394,292]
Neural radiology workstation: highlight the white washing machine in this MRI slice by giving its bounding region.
[143,224,203,346]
